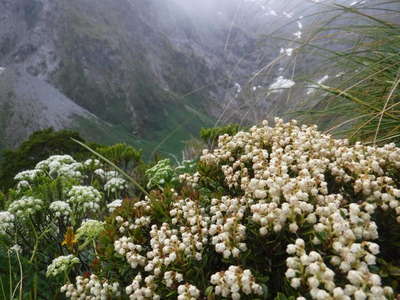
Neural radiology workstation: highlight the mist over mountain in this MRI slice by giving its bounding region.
[0,0,371,155]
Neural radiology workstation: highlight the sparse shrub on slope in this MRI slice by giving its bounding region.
[1,119,400,299]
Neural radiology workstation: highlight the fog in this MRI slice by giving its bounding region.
[164,0,334,34]
[167,0,370,25]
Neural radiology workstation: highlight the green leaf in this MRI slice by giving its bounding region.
[275,292,289,300]
[315,231,328,242]
[205,286,214,296]
[261,283,269,299]
[386,264,400,277]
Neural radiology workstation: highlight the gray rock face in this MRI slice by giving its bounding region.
[0,66,95,148]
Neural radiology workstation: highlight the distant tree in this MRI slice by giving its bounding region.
[0,128,100,192]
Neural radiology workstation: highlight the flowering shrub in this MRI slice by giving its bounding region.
[1,119,400,299]
[145,159,196,190]
[145,159,177,189]
[0,154,130,297]
[46,255,80,277]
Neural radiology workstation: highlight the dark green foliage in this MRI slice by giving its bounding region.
[0,128,99,192]
[0,191,5,210]
[97,143,142,171]
[200,124,240,148]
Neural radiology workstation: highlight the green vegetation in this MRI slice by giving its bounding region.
[0,129,94,192]
[312,3,400,145]
[285,2,400,145]
[1,2,400,299]
[1,121,400,299]
[200,124,241,148]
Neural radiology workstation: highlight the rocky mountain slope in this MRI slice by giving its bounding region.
[0,0,263,154]
[0,0,362,155]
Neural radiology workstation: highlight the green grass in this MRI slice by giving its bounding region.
[296,2,400,144]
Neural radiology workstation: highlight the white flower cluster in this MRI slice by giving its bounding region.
[163,271,183,288]
[286,238,393,299]
[179,172,200,188]
[177,283,200,300]
[83,159,101,169]
[94,169,125,185]
[49,201,71,218]
[94,168,106,179]
[9,244,22,254]
[146,223,182,272]
[67,185,102,213]
[125,273,160,300]
[46,254,79,277]
[14,169,43,182]
[114,236,146,269]
[145,159,175,189]
[76,219,105,240]
[61,274,120,300]
[36,155,83,179]
[105,170,120,181]
[14,155,84,187]
[194,118,400,298]
[119,215,151,233]
[209,196,248,258]
[170,198,209,260]
[0,211,15,235]
[8,196,43,219]
[210,266,263,299]
[286,239,335,293]
[107,199,123,212]
[104,177,128,193]
[114,199,152,233]
[16,180,30,191]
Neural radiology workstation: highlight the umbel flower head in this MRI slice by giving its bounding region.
[8,196,43,219]
[67,185,102,213]
[46,254,79,277]
[50,201,71,218]
[0,211,15,235]
[76,219,105,240]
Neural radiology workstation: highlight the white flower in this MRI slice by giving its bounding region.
[107,199,123,212]
[8,196,43,219]
[104,178,127,193]
[67,186,102,213]
[0,211,15,234]
[49,201,71,218]
[76,219,105,240]
[46,255,79,277]
[61,274,120,298]
[9,244,22,254]
[210,267,262,298]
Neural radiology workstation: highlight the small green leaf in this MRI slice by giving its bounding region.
[261,283,269,299]
[205,286,214,296]
[275,292,289,300]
